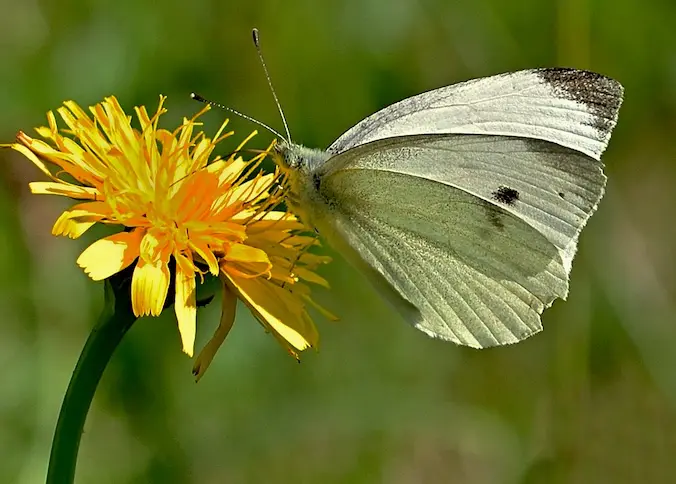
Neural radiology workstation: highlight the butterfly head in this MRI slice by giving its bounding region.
[271,140,331,229]
[272,140,330,175]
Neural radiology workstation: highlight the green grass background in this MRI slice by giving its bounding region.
[1,0,675,482]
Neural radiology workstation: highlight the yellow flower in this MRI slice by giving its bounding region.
[7,95,334,378]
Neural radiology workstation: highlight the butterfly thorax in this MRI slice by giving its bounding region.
[272,140,332,229]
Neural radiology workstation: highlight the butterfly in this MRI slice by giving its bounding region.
[272,67,623,348]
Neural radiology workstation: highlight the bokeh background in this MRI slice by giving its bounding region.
[1,0,675,482]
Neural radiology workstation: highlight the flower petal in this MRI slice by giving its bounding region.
[188,240,220,276]
[224,243,271,278]
[244,211,304,233]
[293,267,330,288]
[139,229,172,263]
[302,294,339,322]
[224,273,318,351]
[228,243,268,262]
[77,229,143,280]
[207,157,248,186]
[192,278,237,381]
[53,218,96,239]
[175,255,197,356]
[29,181,99,200]
[227,173,275,205]
[131,257,170,317]
[51,201,113,238]
[8,138,56,179]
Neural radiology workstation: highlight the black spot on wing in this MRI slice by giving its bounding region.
[492,186,520,205]
[558,191,565,198]
[536,68,623,135]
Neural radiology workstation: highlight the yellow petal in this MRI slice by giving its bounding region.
[77,230,143,280]
[227,173,275,205]
[34,126,53,139]
[244,211,304,233]
[139,229,171,263]
[299,253,333,267]
[224,243,272,278]
[302,294,339,322]
[293,267,330,288]
[175,256,197,356]
[52,218,96,239]
[192,279,237,382]
[207,157,248,186]
[52,213,96,239]
[9,139,56,179]
[172,170,219,220]
[131,258,170,317]
[188,240,220,276]
[196,221,246,241]
[51,201,111,238]
[227,243,269,263]
[224,273,318,351]
[29,181,99,200]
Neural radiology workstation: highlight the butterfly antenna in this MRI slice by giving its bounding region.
[190,92,286,140]
[252,28,292,143]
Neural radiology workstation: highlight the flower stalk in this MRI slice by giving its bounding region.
[46,272,136,484]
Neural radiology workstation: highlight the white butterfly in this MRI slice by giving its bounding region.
[271,68,623,348]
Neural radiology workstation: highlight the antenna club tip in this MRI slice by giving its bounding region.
[252,28,260,46]
[191,93,206,103]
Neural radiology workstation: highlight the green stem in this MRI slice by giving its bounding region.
[46,277,137,484]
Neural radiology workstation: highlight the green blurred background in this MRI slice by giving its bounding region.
[1,0,675,482]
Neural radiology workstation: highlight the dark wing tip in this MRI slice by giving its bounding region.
[535,68,624,136]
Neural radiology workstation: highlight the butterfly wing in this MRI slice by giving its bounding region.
[327,68,623,161]
[312,134,605,347]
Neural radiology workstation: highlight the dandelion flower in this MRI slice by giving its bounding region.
[8,95,334,378]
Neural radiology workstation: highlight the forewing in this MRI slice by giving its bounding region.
[327,68,623,161]
[316,135,605,347]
